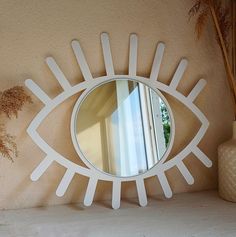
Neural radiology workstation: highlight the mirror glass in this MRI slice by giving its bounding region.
[74,80,172,177]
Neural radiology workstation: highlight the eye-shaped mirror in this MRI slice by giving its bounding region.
[73,79,172,177]
[26,32,211,209]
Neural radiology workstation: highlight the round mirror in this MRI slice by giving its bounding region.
[72,79,172,177]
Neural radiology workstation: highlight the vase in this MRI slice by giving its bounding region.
[218,121,236,202]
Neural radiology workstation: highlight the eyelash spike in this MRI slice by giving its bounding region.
[187,79,207,102]
[150,42,165,82]
[112,180,121,209]
[101,32,115,76]
[176,162,194,185]
[169,58,188,90]
[30,156,53,181]
[46,57,72,91]
[157,172,173,198]
[25,79,51,105]
[71,40,93,81]
[129,34,138,76]
[136,178,148,207]
[192,146,213,168]
[56,169,75,197]
[84,177,98,206]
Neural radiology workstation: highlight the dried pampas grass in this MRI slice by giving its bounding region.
[0,86,32,161]
[189,0,236,116]
[0,125,17,162]
[189,0,231,49]
[0,86,32,118]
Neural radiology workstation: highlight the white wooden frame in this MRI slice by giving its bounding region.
[25,33,212,209]
[71,78,174,177]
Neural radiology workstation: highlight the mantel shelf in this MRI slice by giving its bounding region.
[1,190,236,237]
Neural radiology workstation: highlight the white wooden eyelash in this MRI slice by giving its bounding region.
[25,33,212,209]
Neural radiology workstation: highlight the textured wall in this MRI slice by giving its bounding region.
[0,0,233,209]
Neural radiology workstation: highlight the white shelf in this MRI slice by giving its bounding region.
[0,191,236,237]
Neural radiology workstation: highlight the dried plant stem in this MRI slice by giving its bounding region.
[210,5,236,116]
[232,0,236,77]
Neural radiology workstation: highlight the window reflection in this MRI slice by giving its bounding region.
[76,80,171,177]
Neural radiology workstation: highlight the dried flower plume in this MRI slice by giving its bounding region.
[189,0,236,117]
[189,0,231,50]
[0,125,17,162]
[0,86,32,118]
[0,86,32,161]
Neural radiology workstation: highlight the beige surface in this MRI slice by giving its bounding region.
[0,0,234,209]
[0,191,236,237]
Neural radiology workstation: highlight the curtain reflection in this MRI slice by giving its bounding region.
[76,80,171,177]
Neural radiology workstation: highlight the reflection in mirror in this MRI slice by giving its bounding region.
[75,80,172,177]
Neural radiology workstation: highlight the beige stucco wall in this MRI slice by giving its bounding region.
[0,0,234,210]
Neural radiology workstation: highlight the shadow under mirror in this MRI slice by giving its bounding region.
[75,79,172,177]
